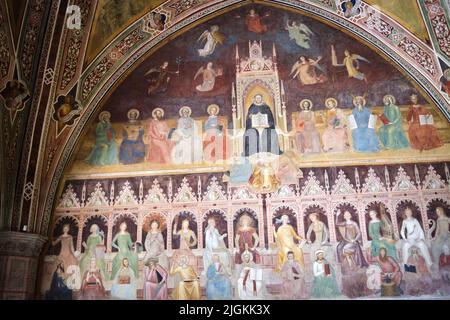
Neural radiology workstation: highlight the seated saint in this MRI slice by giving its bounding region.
[378,95,409,150]
[273,214,305,272]
[85,111,118,166]
[203,104,225,163]
[119,109,145,164]
[311,249,341,298]
[322,97,349,152]
[236,251,264,299]
[80,257,106,300]
[243,94,281,156]
[171,106,202,164]
[295,99,321,154]
[349,96,380,152]
[281,251,307,299]
[144,220,169,270]
[335,210,368,269]
[170,255,201,300]
[203,217,231,272]
[111,258,137,300]
[145,108,174,164]
[143,258,168,300]
[45,262,72,300]
[400,208,432,271]
[206,255,233,300]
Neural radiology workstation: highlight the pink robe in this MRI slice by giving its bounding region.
[376,256,402,286]
[143,265,168,300]
[146,119,173,163]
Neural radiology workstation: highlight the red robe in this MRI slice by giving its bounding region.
[407,105,443,150]
[146,119,174,163]
[245,14,267,33]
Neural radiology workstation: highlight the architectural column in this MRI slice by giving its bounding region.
[0,231,47,299]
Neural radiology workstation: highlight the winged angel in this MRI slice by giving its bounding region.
[290,56,327,85]
[285,20,314,49]
[331,45,370,83]
[194,62,223,92]
[197,25,226,57]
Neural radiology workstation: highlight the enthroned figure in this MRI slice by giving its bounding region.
[236,251,264,299]
[171,106,202,164]
[243,94,281,156]
[321,97,349,152]
[306,213,329,247]
[203,216,231,272]
[430,207,450,268]
[119,108,145,165]
[145,108,173,164]
[170,255,201,300]
[273,214,305,271]
[234,214,260,264]
[295,99,321,154]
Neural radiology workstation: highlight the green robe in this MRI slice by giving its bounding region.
[85,121,118,166]
[79,234,108,281]
[111,233,139,280]
[378,104,409,150]
[368,221,397,258]
[311,260,340,298]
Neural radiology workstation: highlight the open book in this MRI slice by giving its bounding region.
[419,114,433,125]
[368,114,377,129]
[347,115,358,130]
[251,112,269,128]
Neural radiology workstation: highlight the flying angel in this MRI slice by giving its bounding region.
[193,62,223,92]
[331,45,370,83]
[197,25,226,57]
[290,56,327,85]
[285,20,314,49]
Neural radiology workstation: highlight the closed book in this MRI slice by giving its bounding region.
[324,263,331,276]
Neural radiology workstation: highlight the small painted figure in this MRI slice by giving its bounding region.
[86,111,118,166]
[143,258,168,300]
[311,249,341,298]
[322,98,349,152]
[378,95,409,150]
[119,109,145,165]
[295,99,321,154]
[111,258,137,300]
[206,255,233,300]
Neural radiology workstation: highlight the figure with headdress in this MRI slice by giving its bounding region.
[203,104,225,163]
[145,108,173,164]
[85,111,118,166]
[45,262,73,300]
[348,95,380,152]
[111,222,139,280]
[321,97,349,152]
[204,216,231,273]
[170,254,201,300]
[235,214,260,264]
[273,214,305,272]
[335,210,369,269]
[111,258,137,300]
[143,257,168,300]
[311,249,341,298]
[243,94,281,156]
[197,25,226,57]
[171,106,203,164]
[368,208,397,259]
[378,95,409,150]
[194,62,222,92]
[236,250,264,299]
[79,224,108,281]
[406,94,443,151]
[206,254,233,300]
[80,256,106,300]
[144,216,169,270]
[290,56,326,85]
[281,251,307,299]
[119,108,145,164]
[52,224,78,279]
[295,99,321,154]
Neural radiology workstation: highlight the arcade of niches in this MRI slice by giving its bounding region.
[1,0,450,300]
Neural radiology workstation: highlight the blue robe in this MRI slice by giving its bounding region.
[351,107,380,152]
[45,272,72,300]
[206,264,232,300]
[119,127,145,164]
[229,157,252,183]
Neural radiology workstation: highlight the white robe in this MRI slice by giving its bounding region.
[198,32,217,57]
[203,226,231,272]
[171,117,202,164]
[400,218,432,267]
[237,265,263,299]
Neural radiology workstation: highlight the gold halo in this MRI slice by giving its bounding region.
[325,97,338,109]
[352,96,366,106]
[152,107,164,118]
[299,99,313,110]
[383,94,396,105]
[98,111,111,121]
[179,106,192,117]
[127,108,140,120]
[207,104,220,115]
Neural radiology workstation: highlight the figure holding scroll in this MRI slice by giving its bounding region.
[243,94,281,157]
[348,95,380,152]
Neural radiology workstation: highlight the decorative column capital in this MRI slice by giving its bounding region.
[0,231,47,258]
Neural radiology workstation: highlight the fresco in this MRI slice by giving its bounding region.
[41,4,450,300]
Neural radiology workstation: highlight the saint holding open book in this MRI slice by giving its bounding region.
[348,95,380,152]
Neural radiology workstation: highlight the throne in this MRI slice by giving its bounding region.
[230,41,290,157]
